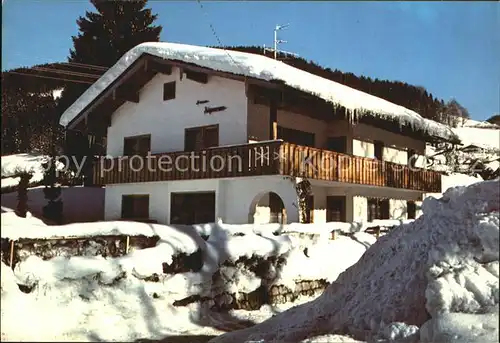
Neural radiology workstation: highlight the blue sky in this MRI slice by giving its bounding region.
[2,1,499,120]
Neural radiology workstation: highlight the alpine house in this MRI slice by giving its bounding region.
[59,42,458,225]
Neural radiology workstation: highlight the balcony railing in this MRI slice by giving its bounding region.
[93,141,441,192]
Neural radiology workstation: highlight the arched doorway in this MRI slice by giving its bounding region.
[248,191,286,224]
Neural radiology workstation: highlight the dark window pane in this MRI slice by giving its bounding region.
[407,201,416,219]
[374,140,384,160]
[327,136,347,153]
[163,82,176,101]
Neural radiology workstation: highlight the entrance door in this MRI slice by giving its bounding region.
[326,196,346,222]
[170,192,216,224]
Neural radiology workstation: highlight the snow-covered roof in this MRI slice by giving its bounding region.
[59,42,457,141]
[459,118,500,129]
[452,126,500,151]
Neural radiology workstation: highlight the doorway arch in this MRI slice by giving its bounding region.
[248,191,286,224]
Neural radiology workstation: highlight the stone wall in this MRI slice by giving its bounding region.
[1,235,330,312]
[0,235,159,268]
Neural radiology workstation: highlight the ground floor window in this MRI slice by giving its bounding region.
[407,201,417,219]
[326,196,346,222]
[121,194,149,219]
[367,198,390,221]
[170,191,216,225]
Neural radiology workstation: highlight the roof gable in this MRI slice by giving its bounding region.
[60,42,458,143]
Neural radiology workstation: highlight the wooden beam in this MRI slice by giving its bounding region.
[147,60,172,75]
[145,54,284,90]
[9,240,15,268]
[68,57,147,129]
[185,70,209,84]
[114,86,140,103]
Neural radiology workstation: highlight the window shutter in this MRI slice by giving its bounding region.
[203,126,219,149]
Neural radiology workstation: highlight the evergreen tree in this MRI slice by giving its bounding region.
[486,114,500,126]
[42,156,63,224]
[1,83,60,155]
[15,173,31,218]
[59,0,162,110]
[59,0,163,182]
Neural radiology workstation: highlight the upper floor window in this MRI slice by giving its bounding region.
[121,194,149,219]
[367,198,390,221]
[277,126,315,147]
[327,136,347,154]
[184,124,219,151]
[374,140,384,160]
[123,134,151,156]
[163,82,176,101]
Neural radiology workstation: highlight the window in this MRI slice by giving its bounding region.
[327,136,347,154]
[121,195,149,219]
[185,70,208,84]
[170,192,215,224]
[163,81,176,101]
[367,198,390,221]
[326,196,346,222]
[407,201,417,219]
[184,125,219,151]
[277,126,315,147]
[407,148,417,168]
[123,135,151,156]
[374,140,384,160]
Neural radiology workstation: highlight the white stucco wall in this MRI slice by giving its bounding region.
[351,123,427,167]
[104,175,299,225]
[107,67,248,156]
[306,180,423,223]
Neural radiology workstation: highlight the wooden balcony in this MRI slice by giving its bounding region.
[93,141,441,192]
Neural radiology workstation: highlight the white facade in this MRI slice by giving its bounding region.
[102,65,432,225]
[104,175,423,225]
[107,67,248,156]
[105,175,299,224]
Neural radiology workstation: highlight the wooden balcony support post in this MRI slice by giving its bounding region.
[269,99,278,140]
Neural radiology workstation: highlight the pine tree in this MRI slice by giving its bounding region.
[59,0,162,108]
[59,0,163,182]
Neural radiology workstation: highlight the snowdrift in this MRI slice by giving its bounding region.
[1,216,374,341]
[210,180,500,343]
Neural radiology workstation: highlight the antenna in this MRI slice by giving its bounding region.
[262,23,298,60]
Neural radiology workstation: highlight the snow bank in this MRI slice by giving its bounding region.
[210,180,499,343]
[1,153,65,189]
[59,42,456,141]
[1,216,374,341]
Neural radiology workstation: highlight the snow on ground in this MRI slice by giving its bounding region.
[1,186,104,224]
[424,172,483,200]
[209,180,499,343]
[1,213,373,342]
[59,42,456,141]
[1,153,65,189]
